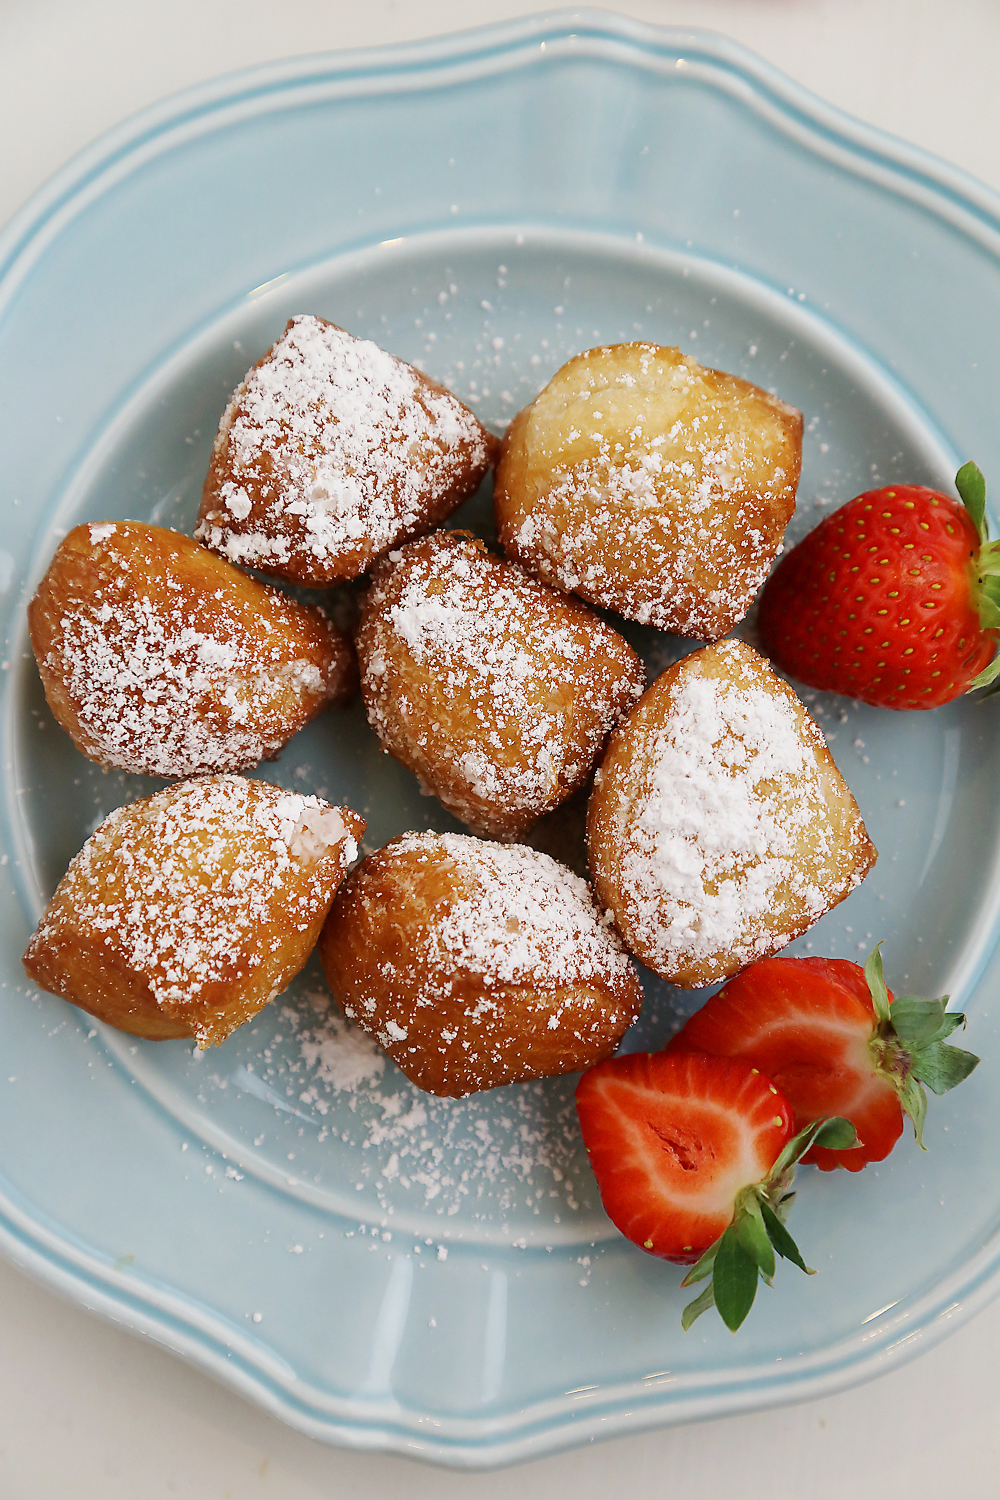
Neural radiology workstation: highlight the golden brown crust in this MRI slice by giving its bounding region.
[495,343,802,639]
[587,640,876,987]
[318,831,643,1097]
[196,315,500,585]
[23,776,366,1046]
[28,521,356,778]
[355,530,645,840]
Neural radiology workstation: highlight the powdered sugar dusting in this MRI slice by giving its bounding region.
[299,1004,386,1093]
[594,641,874,983]
[27,777,361,1045]
[235,989,597,1227]
[630,675,824,960]
[513,453,775,636]
[196,316,494,583]
[358,532,644,837]
[398,831,634,991]
[31,524,349,778]
[498,343,800,640]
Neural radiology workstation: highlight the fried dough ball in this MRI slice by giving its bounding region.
[318,832,643,1097]
[587,640,876,988]
[495,343,802,639]
[356,531,645,840]
[28,521,355,779]
[23,776,365,1046]
[196,315,499,585]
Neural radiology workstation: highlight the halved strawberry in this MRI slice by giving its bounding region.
[667,948,979,1170]
[575,1050,856,1330]
[757,462,1000,709]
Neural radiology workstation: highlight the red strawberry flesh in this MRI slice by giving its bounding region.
[575,1050,794,1262]
[667,957,902,1170]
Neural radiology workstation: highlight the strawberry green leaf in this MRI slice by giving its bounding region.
[682,1113,858,1333]
[934,1012,970,1041]
[713,1226,759,1332]
[967,523,1000,634]
[978,566,1000,600]
[900,1075,928,1149]
[681,1281,717,1332]
[889,995,956,1048]
[679,1240,720,1289]
[735,1199,776,1282]
[760,1200,812,1275]
[877,988,978,1111]
[910,1041,980,1095]
[812,1117,859,1151]
[768,1114,858,1182]
[864,945,892,1025]
[968,653,1000,692]
[956,461,988,541]
[976,591,1000,634]
[767,1119,826,1181]
[770,1190,796,1224]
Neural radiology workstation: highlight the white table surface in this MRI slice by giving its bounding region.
[3,2,1000,1495]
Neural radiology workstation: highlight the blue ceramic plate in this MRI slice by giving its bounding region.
[3,10,1000,1468]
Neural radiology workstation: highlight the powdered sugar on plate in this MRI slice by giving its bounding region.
[226,987,597,1231]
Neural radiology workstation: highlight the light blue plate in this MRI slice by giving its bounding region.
[3,9,1000,1468]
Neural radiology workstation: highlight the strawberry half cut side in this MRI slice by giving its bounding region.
[574,1050,856,1331]
[667,947,979,1170]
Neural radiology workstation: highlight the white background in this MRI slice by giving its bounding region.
[3,2,1000,1495]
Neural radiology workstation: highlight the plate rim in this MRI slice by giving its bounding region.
[4,6,1000,1467]
[5,7,1000,297]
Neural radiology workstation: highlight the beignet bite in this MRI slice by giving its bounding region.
[356,531,645,840]
[27,522,355,779]
[587,640,876,988]
[318,831,643,1097]
[495,343,802,639]
[196,315,499,585]
[23,776,365,1046]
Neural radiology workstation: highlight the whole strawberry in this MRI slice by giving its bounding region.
[758,463,1000,708]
